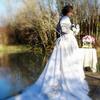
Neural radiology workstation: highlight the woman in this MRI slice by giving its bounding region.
[8,5,91,100]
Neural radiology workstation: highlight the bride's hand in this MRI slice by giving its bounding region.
[71,24,80,35]
[76,24,80,30]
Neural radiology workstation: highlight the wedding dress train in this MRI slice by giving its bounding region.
[8,16,91,100]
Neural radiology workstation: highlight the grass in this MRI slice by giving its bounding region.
[0,45,32,55]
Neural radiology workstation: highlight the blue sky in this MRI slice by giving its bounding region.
[0,0,23,26]
[0,0,8,26]
[0,0,23,15]
[0,0,6,16]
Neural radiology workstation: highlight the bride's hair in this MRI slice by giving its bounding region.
[61,5,73,16]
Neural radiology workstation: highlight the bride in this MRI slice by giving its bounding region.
[8,5,91,100]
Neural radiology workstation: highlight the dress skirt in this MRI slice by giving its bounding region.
[8,33,92,100]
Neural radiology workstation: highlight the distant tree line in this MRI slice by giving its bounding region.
[5,0,100,51]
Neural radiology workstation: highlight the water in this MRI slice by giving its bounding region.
[0,50,99,100]
[0,52,47,100]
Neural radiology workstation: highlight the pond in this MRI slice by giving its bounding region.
[0,49,100,100]
[0,51,49,100]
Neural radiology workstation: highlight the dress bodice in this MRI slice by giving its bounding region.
[56,16,80,37]
[60,16,73,34]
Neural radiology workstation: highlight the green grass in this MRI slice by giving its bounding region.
[0,45,32,54]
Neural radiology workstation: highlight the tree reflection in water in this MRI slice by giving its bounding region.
[0,52,48,100]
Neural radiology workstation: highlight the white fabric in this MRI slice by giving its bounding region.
[8,16,91,100]
[80,48,97,73]
[72,24,80,35]
[60,16,80,35]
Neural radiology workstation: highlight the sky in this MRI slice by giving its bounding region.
[0,0,100,27]
[0,0,6,18]
[0,0,23,26]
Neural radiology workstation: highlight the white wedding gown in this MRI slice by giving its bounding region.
[8,16,91,100]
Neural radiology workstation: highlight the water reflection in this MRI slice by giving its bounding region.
[0,52,47,100]
[0,50,100,100]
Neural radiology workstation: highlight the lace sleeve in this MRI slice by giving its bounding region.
[60,17,80,35]
[60,17,73,34]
